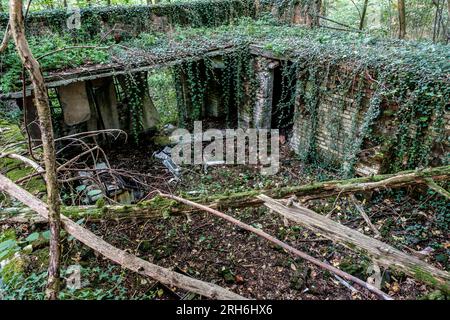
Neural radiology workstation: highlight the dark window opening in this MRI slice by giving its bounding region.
[271,62,297,137]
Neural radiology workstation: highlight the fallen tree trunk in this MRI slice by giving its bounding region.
[258,195,450,294]
[160,192,393,300]
[0,200,183,224]
[0,173,246,300]
[2,166,449,223]
[200,166,450,210]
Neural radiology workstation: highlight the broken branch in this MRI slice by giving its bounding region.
[258,194,450,294]
[350,194,381,237]
[0,152,45,175]
[160,192,393,300]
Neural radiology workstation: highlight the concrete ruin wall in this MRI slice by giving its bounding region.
[249,56,450,175]
[3,2,446,175]
[0,1,313,39]
[252,57,278,129]
[290,73,375,174]
[0,1,274,37]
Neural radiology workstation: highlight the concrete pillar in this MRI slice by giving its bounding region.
[117,72,160,133]
[205,57,226,119]
[253,57,279,129]
[173,63,204,129]
[90,77,120,130]
[16,96,41,145]
[141,87,160,131]
[238,73,255,129]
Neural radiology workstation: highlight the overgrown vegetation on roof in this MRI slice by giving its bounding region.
[0,1,449,302]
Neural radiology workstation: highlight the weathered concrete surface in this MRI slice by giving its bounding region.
[142,92,160,131]
[16,96,41,144]
[253,58,278,129]
[90,77,120,130]
[58,82,91,126]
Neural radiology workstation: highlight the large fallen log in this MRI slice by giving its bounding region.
[425,178,450,200]
[258,194,450,294]
[0,174,246,300]
[160,192,393,300]
[2,166,449,223]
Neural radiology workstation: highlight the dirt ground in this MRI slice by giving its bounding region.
[3,144,448,300]
[50,144,448,300]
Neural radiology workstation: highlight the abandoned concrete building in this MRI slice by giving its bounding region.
[1,0,450,301]
[1,0,448,179]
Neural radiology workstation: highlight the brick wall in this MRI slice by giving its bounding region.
[251,56,449,175]
[0,1,270,37]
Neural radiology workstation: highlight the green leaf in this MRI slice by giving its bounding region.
[25,232,40,243]
[87,189,102,197]
[76,185,87,192]
[42,231,51,241]
[0,239,18,260]
[0,239,16,252]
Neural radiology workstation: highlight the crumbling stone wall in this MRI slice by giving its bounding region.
[290,76,377,175]
[252,57,278,129]
[250,56,450,175]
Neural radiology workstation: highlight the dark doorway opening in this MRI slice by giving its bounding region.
[271,61,297,137]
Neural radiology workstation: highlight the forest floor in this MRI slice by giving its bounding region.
[2,142,448,300]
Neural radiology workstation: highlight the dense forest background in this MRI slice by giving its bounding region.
[0,0,449,42]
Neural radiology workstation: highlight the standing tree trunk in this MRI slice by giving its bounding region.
[432,0,447,42]
[359,0,369,30]
[294,0,322,27]
[9,0,61,300]
[447,0,450,43]
[308,0,322,27]
[398,0,406,39]
[445,0,450,43]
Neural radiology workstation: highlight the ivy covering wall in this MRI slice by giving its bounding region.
[0,0,259,36]
[173,45,254,130]
[264,29,449,175]
[0,6,448,175]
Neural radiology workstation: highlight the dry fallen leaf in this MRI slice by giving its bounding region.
[235,275,244,284]
[390,282,401,294]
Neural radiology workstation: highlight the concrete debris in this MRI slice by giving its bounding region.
[162,124,177,136]
[95,162,109,170]
[76,162,142,205]
[153,147,182,178]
